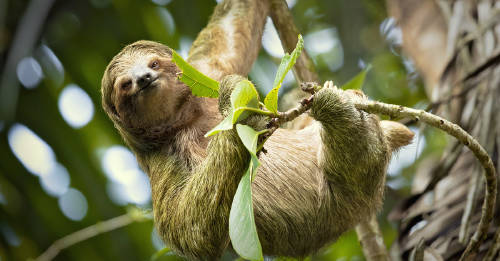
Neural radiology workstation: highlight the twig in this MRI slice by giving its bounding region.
[260,89,314,142]
[33,208,152,261]
[355,100,497,261]
[355,215,391,261]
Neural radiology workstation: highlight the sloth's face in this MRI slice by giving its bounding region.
[110,53,192,129]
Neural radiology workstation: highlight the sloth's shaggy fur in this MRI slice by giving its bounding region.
[100,0,413,259]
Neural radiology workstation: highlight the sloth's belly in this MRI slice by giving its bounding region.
[250,125,344,257]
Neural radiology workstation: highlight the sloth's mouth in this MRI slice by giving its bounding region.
[139,77,159,93]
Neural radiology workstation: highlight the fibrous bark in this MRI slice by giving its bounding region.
[387,0,500,260]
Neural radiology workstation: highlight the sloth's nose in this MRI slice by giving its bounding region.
[137,73,153,88]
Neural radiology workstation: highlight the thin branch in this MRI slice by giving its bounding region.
[33,208,152,261]
[260,89,314,142]
[269,0,319,84]
[355,215,391,261]
[355,100,497,261]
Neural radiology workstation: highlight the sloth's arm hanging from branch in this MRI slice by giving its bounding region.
[268,1,391,260]
[272,83,497,261]
[187,0,270,82]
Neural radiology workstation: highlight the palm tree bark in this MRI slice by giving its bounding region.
[386,0,500,260]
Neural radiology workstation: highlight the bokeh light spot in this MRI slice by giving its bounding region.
[0,191,6,205]
[16,57,43,89]
[156,7,175,36]
[262,18,284,58]
[37,45,65,87]
[40,163,71,197]
[102,146,138,183]
[58,188,88,221]
[151,227,166,250]
[102,146,151,205]
[58,84,94,128]
[305,28,344,71]
[106,182,130,206]
[178,37,193,59]
[124,170,151,205]
[0,225,21,246]
[286,0,297,8]
[152,0,172,6]
[8,124,56,176]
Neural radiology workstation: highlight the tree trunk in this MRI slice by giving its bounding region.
[386,0,500,260]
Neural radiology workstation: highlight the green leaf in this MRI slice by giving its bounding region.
[171,51,219,98]
[231,124,262,260]
[264,35,304,114]
[229,163,263,261]
[236,124,258,154]
[231,80,260,124]
[205,80,260,137]
[236,124,261,180]
[341,64,372,90]
[205,114,233,137]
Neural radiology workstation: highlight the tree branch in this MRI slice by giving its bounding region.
[261,83,497,261]
[355,100,497,261]
[33,208,152,261]
[269,0,318,84]
[355,215,391,261]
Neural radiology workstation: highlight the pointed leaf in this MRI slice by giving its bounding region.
[341,64,372,90]
[236,124,259,154]
[229,165,263,261]
[171,51,219,98]
[273,35,304,89]
[231,80,260,124]
[264,35,304,114]
[205,114,233,137]
[236,124,261,181]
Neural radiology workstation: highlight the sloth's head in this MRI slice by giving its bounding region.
[101,40,198,150]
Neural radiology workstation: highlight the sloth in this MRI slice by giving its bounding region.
[101,0,413,260]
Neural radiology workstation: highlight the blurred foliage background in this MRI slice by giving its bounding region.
[0,0,447,260]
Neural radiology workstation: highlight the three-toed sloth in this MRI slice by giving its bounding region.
[101,0,413,260]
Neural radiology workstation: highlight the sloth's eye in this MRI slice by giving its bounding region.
[150,60,160,69]
[121,80,132,90]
